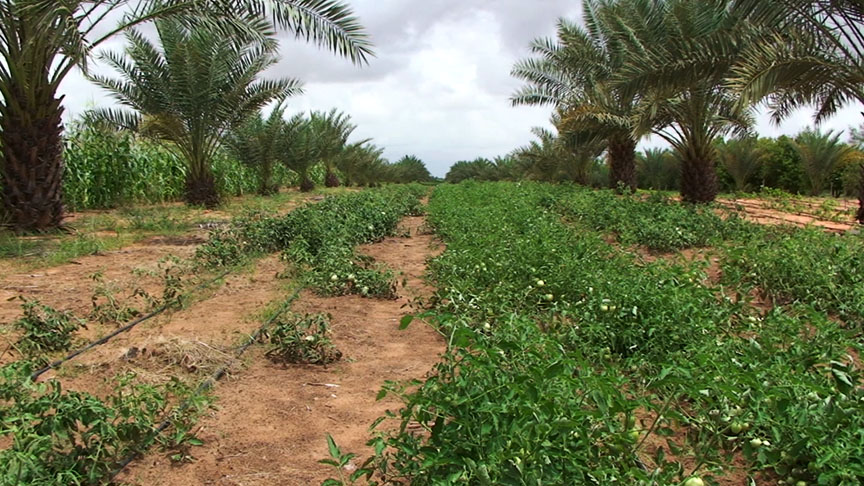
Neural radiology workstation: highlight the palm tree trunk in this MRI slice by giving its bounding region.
[299,168,314,192]
[185,156,220,207]
[258,162,277,195]
[324,167,340,187]
[680,140,718,204]
[857,163,864,224]
[0,85,66,232]
[607,135,636,193]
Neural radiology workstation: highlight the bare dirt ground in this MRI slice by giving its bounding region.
[717,196,858,233]
[118,215,445,486]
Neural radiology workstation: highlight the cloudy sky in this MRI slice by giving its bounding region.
[59,1,864,178]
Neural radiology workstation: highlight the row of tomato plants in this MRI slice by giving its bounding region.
[554,186,864,326]
[0,185,426,485]
[367,181,861,485]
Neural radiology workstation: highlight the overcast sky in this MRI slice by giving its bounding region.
[59,1,864,178]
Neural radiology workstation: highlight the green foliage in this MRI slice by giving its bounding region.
[63,125,185,210]
[555,187,748,252]
[757,136,806,193]
[63,120,259,210]
[13,300,85,358]
[366,181,862,485]
[194,186,425,300]
[320,434,376,486]
[265,313,341,365]
[636,148,679,191]
[87,17,300,207]
[793,129,854,196]
[0,363,207,486]
[388,155,435,184]
[715,137,763,193]
[722,227,864,325]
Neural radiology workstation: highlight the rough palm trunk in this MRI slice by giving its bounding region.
[258,163,278,196]
[607,135,636,193]
[0,85,66,232]
[185,158,220,208]
[857,163,864,224]
[680,141,718,204]
[324,168,340,187]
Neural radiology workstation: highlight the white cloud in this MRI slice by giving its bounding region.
[58,1,864,178]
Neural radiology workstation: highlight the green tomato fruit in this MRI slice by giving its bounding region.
[683,477,705,486]
[536,280,545,287]
[626,429,640,442]
[543,294,554,302]
[749,438,763,448]
[730,422,743,434]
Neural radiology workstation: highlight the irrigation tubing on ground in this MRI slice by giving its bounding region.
[109,286,304,481]
[30,270,232,381]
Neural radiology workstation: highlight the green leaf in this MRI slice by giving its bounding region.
[326,434,340,459]
[399,314,414,330]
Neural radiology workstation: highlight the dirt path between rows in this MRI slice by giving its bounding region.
[120,214,446,486]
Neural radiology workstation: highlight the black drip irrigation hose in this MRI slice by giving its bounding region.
[30,270,232,381]
[108,286,304,481]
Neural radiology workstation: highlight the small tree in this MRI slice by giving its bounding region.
[89,18,300,207]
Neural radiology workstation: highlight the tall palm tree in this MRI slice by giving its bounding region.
[225,103,291,196]
[729,0,864,221]
[511,0,644,192]
[280,113,319,192]
[88,18,300,207]
[793,129,854,196]
[0,0,372,231]
[614,0,753,203]
[716,136,763,192]
[309,109,356,187]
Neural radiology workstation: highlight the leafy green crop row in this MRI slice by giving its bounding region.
[0,363,208,486]
[368,182,862,485]
[553,187,750,252]
[552,185,864,326]
[196,185,425,297]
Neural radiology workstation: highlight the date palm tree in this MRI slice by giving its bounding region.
[309,109,357,187]
[716,136,763,193]
[88,18,301,207]
[226,103,291,196]
[613,0,753,203]
[280,113,319,192]
[729,0,864,221]
[511,0,644,191]
[0,0,372,231]
[793,129,854,196]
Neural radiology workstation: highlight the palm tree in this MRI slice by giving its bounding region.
[729,0,864,221]
[511,0,644,192]
[0,0,372,231]
[390,155,434,183]
[88,18,300,207]
[225,103,291,196]
[309,109,357,187]
[793,129,854,196]
[716,137,763,192]
[281,113,319,192]
[614,0,753,203]
[637,148,679,191]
